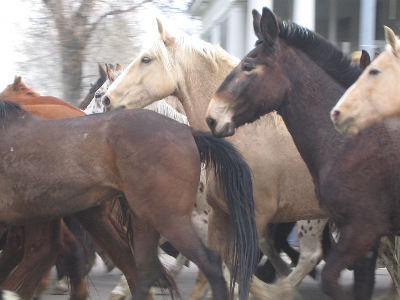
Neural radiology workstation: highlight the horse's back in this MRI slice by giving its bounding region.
[0,96,84,119]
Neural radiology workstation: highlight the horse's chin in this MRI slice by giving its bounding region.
[333,117,359,135]
[106,105,126,112]
[212,122,236,138]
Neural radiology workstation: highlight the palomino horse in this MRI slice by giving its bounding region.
[331,26,400,135]
[0,100,257,300]
[102,18,329,300]
[206,7,400,300]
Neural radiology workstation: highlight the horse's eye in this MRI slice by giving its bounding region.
[141,57,151,63]
[243,64,254,72]
[369,68,380,75]
[255,40,263,46]
[95,93,101,99]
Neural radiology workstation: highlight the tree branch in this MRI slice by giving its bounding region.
[87,0,153,34]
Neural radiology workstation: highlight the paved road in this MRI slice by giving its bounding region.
[41,253,394,300]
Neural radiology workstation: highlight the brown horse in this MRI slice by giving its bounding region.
[206,7,400,300]
[0,100,257,300]
[331,26,399,135]
[0,79,92,300]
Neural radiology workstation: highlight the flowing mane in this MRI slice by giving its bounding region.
[278,20,363,88]
[150,33,240,84]
[0,101,25,122]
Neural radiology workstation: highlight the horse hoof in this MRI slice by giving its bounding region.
[52,286,69,295]
[109,293,126,300]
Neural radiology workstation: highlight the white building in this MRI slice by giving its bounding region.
[189,0,394,59]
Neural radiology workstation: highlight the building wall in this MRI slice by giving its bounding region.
[189,0,396,59]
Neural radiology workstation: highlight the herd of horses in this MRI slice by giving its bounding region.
[1,6,400,300]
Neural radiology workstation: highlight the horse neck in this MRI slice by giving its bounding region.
[278,49,349,179]
[174,50,238,130]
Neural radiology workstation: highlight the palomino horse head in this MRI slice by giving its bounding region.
[206,8,291,138]
[84,63,123,114]
[102,19,178,111]
[0,76,40,98]
[102,18,223,112]
[330,26,400,135]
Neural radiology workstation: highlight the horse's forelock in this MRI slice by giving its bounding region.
[151,32,238,81]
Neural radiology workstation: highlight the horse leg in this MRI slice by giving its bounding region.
[72,205,138,293]
[0,227,24,285]
[2,221,61,300]
[258,224,291,278]
[205,206,286,300]
[378,236,400,297]
[282,219,328,287]
[109,275,131,300]
[57,220,88,300]
[321,223,380,300]
[353,245,378,300]
[126,213,162,300]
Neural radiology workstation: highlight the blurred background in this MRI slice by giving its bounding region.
[0,0,394,107]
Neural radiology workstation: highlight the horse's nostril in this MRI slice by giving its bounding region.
[103,96,111,107]
[206,117,216,130]
[331,110,340,122]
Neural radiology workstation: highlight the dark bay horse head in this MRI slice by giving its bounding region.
[78,64,107,110]
[206,7,361,138]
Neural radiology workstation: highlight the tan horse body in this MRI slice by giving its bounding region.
[331,26,400,135]
[103,19,328,299]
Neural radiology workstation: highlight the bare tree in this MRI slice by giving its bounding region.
[16,0,200,105]
[41,0,152,105]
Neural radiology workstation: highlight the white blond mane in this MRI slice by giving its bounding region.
[150,32,240,84]
[145,100,189,125]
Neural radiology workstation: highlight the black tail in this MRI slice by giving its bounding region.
[191,129,258,300]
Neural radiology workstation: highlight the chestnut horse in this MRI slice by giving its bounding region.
[331,26,400,135]
[0,100,257,300]
[102,17,328,300]
[206,7,400,300]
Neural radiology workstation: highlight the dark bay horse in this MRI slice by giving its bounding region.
[0,100,257,300]
[206,7,400,300]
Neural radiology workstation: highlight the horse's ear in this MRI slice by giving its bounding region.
[359,50,371,70]
[385,26,399,57]
[252,9,262,41]
[373,51,380,60]
[156,18,175,46]
[115,64,122,72]
[99,63,107,80]
[13,76,21,90]
[105,63,113,81]
[260,7,279,48]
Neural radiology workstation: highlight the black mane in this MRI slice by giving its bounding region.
[278,20,363,88]
[0,101,25,121]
